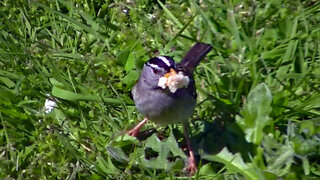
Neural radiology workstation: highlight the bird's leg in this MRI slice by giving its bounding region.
[183,122,197,175]
[127,118,148,137]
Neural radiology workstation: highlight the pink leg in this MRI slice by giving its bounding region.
[127,118,148,137]
[183,122,197,175]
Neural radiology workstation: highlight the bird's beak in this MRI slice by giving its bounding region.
[164,68,177,78]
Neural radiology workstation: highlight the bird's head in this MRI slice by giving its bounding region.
[141,56,189,93]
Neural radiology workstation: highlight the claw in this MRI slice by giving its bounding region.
[183,122,198,175]
[186,155,197,175]
[127,128,139,137]
[126,118,148,137]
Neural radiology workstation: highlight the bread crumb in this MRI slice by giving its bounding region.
[158,70,189,93]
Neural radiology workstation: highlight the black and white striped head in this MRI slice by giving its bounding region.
[140,56,176,88]
[145,56,176,76]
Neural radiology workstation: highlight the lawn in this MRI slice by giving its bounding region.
[0,0,320,179]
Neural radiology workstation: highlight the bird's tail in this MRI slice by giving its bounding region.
[177,42,212,74]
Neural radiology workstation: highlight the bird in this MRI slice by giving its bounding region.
[127,42,212,174]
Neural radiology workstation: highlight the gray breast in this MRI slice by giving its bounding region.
[132,80,196,125]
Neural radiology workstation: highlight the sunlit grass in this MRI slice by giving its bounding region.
[0,0,320,179]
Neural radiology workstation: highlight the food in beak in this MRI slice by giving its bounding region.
[158,68,190,93]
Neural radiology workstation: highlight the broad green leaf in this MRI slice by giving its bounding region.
[144,132,186,159]
[198,163,217,177]
[107,146,129,163]
[0,70,22,80]
[96,156,119,175]
[166,132,187,159]
[302,156,310,175]
[52,86,101,101]
[145,133,164,152]
[202,147,264,180]
[49,78,64,88]
[113,134,140,147]
[107,134,139,163]
[122,70,139,89]
[299,120,315,137]
[138,132,186,171]
[143,134,171,169]
[0,76,15,88]
[236,83,272,145]
[117,48,130,66]
[124,53,136,72]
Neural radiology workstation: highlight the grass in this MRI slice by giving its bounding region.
[0,0,320,179]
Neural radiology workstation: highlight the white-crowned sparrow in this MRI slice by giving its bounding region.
[128,42,212,174]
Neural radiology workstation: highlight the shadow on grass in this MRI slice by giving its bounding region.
[193,120,256,163]
[130,117,256,165]
[189,94,256,164]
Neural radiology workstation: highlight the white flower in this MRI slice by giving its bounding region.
[44,95,56,113]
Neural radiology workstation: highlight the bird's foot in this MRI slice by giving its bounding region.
[126,118,148,137]
[186,155,197,175]
[126,128,140,137]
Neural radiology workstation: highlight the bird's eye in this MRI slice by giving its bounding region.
[152,68,158,74]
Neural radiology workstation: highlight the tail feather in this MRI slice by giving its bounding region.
[177,42,212,74]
